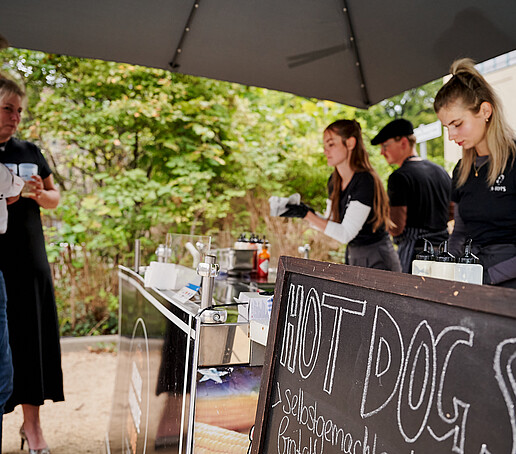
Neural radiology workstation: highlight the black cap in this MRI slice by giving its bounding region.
[371,119,414,145]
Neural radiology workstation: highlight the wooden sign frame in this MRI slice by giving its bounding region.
[251,256,516,453]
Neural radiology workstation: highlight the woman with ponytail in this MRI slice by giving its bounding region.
[435,58,516,288]
[302,119,401,271]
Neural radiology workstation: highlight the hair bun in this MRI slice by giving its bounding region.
[450,58,476,76]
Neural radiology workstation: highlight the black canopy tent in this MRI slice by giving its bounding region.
[1,0,515,108]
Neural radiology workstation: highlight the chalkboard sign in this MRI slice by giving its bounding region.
[251,256,516,454]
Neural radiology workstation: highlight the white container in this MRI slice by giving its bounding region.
[431,240,455,281]
[144,262,201,290]
[411,239,434,277]
[454,239,483,285]
[432,262,455,281]
[412,259,433,277]
[454,263,483,285]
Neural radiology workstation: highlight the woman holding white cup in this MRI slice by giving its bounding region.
[0,76,61,453]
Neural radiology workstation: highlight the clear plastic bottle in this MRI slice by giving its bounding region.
[455,239,483,285]
[411,239,435,277]
[431,240,455,281]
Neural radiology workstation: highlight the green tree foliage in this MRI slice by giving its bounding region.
[0,48,445,335]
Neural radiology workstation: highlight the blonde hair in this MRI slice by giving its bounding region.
[392,134,417,150]
[434,58,516,186]
[325,119,394,232]
[0,75,24,98]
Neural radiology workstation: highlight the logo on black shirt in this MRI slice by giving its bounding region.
[490,174,506,192]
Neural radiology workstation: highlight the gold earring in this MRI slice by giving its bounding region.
[485,118,489,123]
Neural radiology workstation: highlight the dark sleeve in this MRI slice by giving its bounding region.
[35,146,52,180]
[451,160,462,204]
[387,171,408,206]
[350,172,375,207]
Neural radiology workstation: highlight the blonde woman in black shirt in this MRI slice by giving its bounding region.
[435,58,516,288]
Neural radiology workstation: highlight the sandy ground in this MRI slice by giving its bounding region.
[2,337,118,454]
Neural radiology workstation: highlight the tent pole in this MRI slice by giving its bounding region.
[340,0,371,107]
[169,0,201,70]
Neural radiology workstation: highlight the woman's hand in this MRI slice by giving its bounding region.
[6,194,20,205]
[28,174,60,209]
[27,175,44,200]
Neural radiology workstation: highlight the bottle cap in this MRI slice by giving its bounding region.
[415,239,435,261]
[458,238,480,264]
[435,240,455,263]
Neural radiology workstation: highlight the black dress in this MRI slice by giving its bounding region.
[0,138,64,413]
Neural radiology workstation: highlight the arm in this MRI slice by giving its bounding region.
[389,205,407,237]
[302,199,332,230]
[386,172,408,237]
[448,203,466,257]
[305,200,371,244]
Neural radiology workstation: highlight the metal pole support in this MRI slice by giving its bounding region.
[197,254,219,310]
[134,239,141,273]
[197,255,226,323]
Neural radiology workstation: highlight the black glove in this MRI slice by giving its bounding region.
[280,203,314,218]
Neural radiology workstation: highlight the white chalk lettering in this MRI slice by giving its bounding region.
[276,283,516,453]
[321,293,367,394]
[280,284,304,372]
[427,326,473,454]
[299,288,322,379]
[493,338,516,454]
[361,306,404,418]
[397,321,436,442]
[280,285,367,392]
[277,387,385,453]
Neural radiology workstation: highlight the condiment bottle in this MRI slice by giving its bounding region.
[411,239,434,277]
[249,233,260,272]
[431,240,455,281]
[257,242,270,279]
[455,239,483,285]
[234,233,249,249]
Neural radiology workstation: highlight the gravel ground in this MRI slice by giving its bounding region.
[2,337,118,454]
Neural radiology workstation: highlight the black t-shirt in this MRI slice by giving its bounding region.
[452,158,516,246]
[388,158,451,232]
[0,137,52,272]
[328,171,387,246]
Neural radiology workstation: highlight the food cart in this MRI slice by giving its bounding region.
[105,235,273,454]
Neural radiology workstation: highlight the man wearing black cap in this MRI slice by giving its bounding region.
[371,119,451,273]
